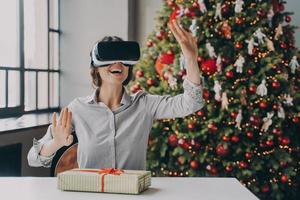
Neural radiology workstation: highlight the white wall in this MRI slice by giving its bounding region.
[286,0,300,48]
[60,0,130,106]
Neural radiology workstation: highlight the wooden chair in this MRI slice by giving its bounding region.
[51,134,79,177]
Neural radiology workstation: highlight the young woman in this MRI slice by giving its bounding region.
[27,19,205,170]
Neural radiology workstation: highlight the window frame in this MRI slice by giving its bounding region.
[0,0,60,119]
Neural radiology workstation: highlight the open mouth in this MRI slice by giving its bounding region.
[109,69,123,74]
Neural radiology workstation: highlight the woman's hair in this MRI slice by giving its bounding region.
[90,36,133,88]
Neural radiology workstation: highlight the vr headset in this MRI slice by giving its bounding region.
[91,41,140,67]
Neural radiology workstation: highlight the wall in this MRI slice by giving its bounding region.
[60,0,130,106]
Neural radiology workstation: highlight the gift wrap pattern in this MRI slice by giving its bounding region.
[57,168,151,194]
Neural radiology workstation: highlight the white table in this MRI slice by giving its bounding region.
[0,177,258,200]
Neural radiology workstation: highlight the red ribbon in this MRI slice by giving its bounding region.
[72,168,124,192]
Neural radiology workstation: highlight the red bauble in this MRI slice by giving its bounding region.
[272,128,282,136]
[200,59,217,76]
[146,40,154,47]
[257,10,266,18]
[292,117,299,123]
[169,5,179,21]
[216,144,229,157]
[168,134,178,147]
[230,111,238,119]
[245,152,252,159]
[246,131,254,138]
[249,85,257,94]
[192,2,199,8]
[272,80,280,88]
[197,56,204,63]
[206,164,218,175]
[247,69,254,75]
[177,69,187,79]
[272,103,279,110]
[225,70,234,78]
[231,136,240,143]
[160,51,175,65]
[188,123,195,130]
[259,101,268,109]
[239,161,248,168]
[208,123,218,132]
[281,137,290,146]
[235,17,243,25]
[266,140,274,146]
[278,3,285,12]
[235,42,243,49]
[178,138,189,150]
[281,175,288,183]
[191,139,201,150]
[222,135,229,142]
[203,89,210,100]
[280,42,287,49]
[130,84,141,93]
[156,30,166,40]
[221,3,230,14]
[225,165,233,172]
[190,160,199,169]
[250,115,261,126]
[285,16,292,23]
[146,78,155,87]
[261,185,270,193]
[197,110,205,117]
[135,70,144,78]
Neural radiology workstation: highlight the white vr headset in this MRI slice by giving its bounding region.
[91,41,141,67]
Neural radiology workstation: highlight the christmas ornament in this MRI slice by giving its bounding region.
[130,84,141,93]
[247,69,254,75]
[265,38,275,51]
[188,123,195,130]
[225,70,234,78]
[208,122,218,132]
[283,94,293,106]
[160,51,175,64]
[256,79,267,96]
[147,78,155,87]
[272,80,280,88]
[221,92,229,110]
[190,160,199,169]
[281,137,290,146]
[277,103,285,119]
[189,19,197,37]
[235,109,243,129]
[231,135,240,143]
[240,87,247,105]
[250,115,262,127]
[197,0,207,13]
[200,59,217,76]
[234,55,245,73]
[168,134,178,147]
[214,2,222,20]
[261,112,274,132]
[245,37,258,55]
[249,85,257,94]
[206,42,217,58]
[289,56,299,74]
[146,40,154,47]
[216,144,229,157]
[203,89,210,100]
[281,175,288,183]
[292,117,299,123]
[178,138,189,150]
[253,28,266,44]
[274,24,283,40]
[246,131,254,138]
[234,0,244,13]
[235,41,243,49]
[239,161,248,168]
[285,15,292,23]
[206,164,218,175]
[225,165,233,172]
[259,101,268,109]
[220,21,232,39]
[135,70,144,78]
[213,80,222,101]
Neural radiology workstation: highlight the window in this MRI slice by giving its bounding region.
[0,0,60,118]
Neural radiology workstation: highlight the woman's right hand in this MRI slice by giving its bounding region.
[52,107,73,147]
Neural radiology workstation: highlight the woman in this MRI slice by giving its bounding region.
[27,19,205,170]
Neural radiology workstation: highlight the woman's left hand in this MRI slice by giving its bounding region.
[168,19,198,62]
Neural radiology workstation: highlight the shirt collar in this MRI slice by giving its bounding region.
[85,87,131,106]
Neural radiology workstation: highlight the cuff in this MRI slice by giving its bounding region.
[33,138,56,168]
[183,77,204,103]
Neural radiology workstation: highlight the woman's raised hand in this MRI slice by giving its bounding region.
[52,107,73,147]
[168,19,198,61]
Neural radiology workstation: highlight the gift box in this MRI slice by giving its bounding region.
[57,168,151,194]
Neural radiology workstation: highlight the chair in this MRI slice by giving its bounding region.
[50,133,79,177]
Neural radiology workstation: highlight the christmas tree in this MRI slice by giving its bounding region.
[130,0,300,199]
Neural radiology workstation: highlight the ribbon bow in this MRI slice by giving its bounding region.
[72,168,124,192]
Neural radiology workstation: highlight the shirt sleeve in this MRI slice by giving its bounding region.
[27,104,75,168]
[143,77,205,120]
[27,124,56,168]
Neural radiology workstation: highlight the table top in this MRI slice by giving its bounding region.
[0,177,258,200]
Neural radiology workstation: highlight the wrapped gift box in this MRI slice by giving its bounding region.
[57,168,151,194]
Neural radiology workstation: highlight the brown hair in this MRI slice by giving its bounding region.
[90,36,133,88]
